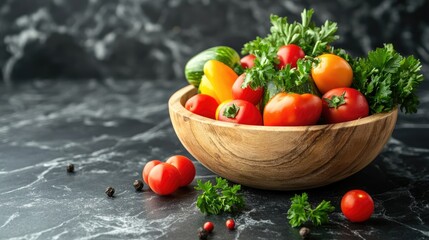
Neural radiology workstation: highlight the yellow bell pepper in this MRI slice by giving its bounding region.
[203,60,238,103]
[198,75,220,104]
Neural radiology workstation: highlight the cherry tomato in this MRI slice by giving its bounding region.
[311,54,353,94]
[217,99,263,125]
[166,155,196,187]
[142,160,162,185]
[322,88,369,124]
[232,73,264,105]
[240,54,256,69]
[277,44,305,69]
[341,190,374,222]
[263,92,322,126]
[203,221,214,233]
[185,94,219,119]
[225,219,235,230]
[148,163,181,195]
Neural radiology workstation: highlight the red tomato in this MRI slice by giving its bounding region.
[185,94,219,119]
[322,88,369,123]
[217,99,263,125]
[341,190,374,222]
[166,155,196,187]
[263,92,322,126]
[225,219,235,230]
[148,163,181,195]
[232,73,264,105]
[142,160,162,185]
[277,44,305,69]
[203,222,214,233]
[240,54,256,69]
[311,54,353,94]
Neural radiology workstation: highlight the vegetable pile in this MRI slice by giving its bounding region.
[183,9,423,126]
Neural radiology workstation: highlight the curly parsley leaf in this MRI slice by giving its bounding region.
[352,44,424,114]
[242,9,339,57]
[308,200,336,226]
[241,9,340,95]
[195,177,245,215]
[287,193,335,227]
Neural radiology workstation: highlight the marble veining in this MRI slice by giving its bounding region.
[0,0,428,239]
[0,80,427,239]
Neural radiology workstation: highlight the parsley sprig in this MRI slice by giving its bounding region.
[242,9,339,57]
[241,9,340,95]
[287,193,335,227]
[352,44,424,114]
[195,177,245,215]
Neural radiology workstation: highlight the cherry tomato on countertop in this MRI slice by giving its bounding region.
[311,54,353,94]
[232,73,264,105]
[226,219,235,230]
[142,160,162,185]
[277,44,305,69]
[166,155,196,187]
[341,190,374,222]
[263,92,322,126]
[148,163,181,196]
[240,54,256,69]
[203,222,214,233]
[217,99,263,125]
[185,94,219,119]
[322,88,369,124]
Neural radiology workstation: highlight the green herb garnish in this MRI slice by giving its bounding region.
[352,43,424,114]
[242,9,338,57]
[287,193,335,227]
[241,9,340,94]
[195,177,245,215]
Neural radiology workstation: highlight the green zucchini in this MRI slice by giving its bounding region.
[184,46,241,88]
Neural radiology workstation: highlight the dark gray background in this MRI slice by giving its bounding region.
[0,0,428,84]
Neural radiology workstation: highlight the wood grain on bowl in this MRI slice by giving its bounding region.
[169,85,398,191]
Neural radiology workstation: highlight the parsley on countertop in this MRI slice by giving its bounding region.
[195,177,245,215]
[287,193,335,228]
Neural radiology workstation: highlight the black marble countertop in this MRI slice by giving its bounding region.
[0,79,428,240]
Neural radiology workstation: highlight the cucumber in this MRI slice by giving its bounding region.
[262,80,320,111]
[262,81,282,111]
[184,46,241,88]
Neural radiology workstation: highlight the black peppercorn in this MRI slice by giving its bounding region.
[197,227,208,240]
[105,186,115,197]
[66,163,75,173]
[299,227,310,239]
[133,180,144,191]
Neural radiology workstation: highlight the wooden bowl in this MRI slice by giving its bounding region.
[168,85,398,190]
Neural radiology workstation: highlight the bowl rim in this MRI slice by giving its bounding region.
[169,85,398,132]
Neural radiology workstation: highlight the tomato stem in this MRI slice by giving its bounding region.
[223,104,240,118]
[323,91,346,109]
